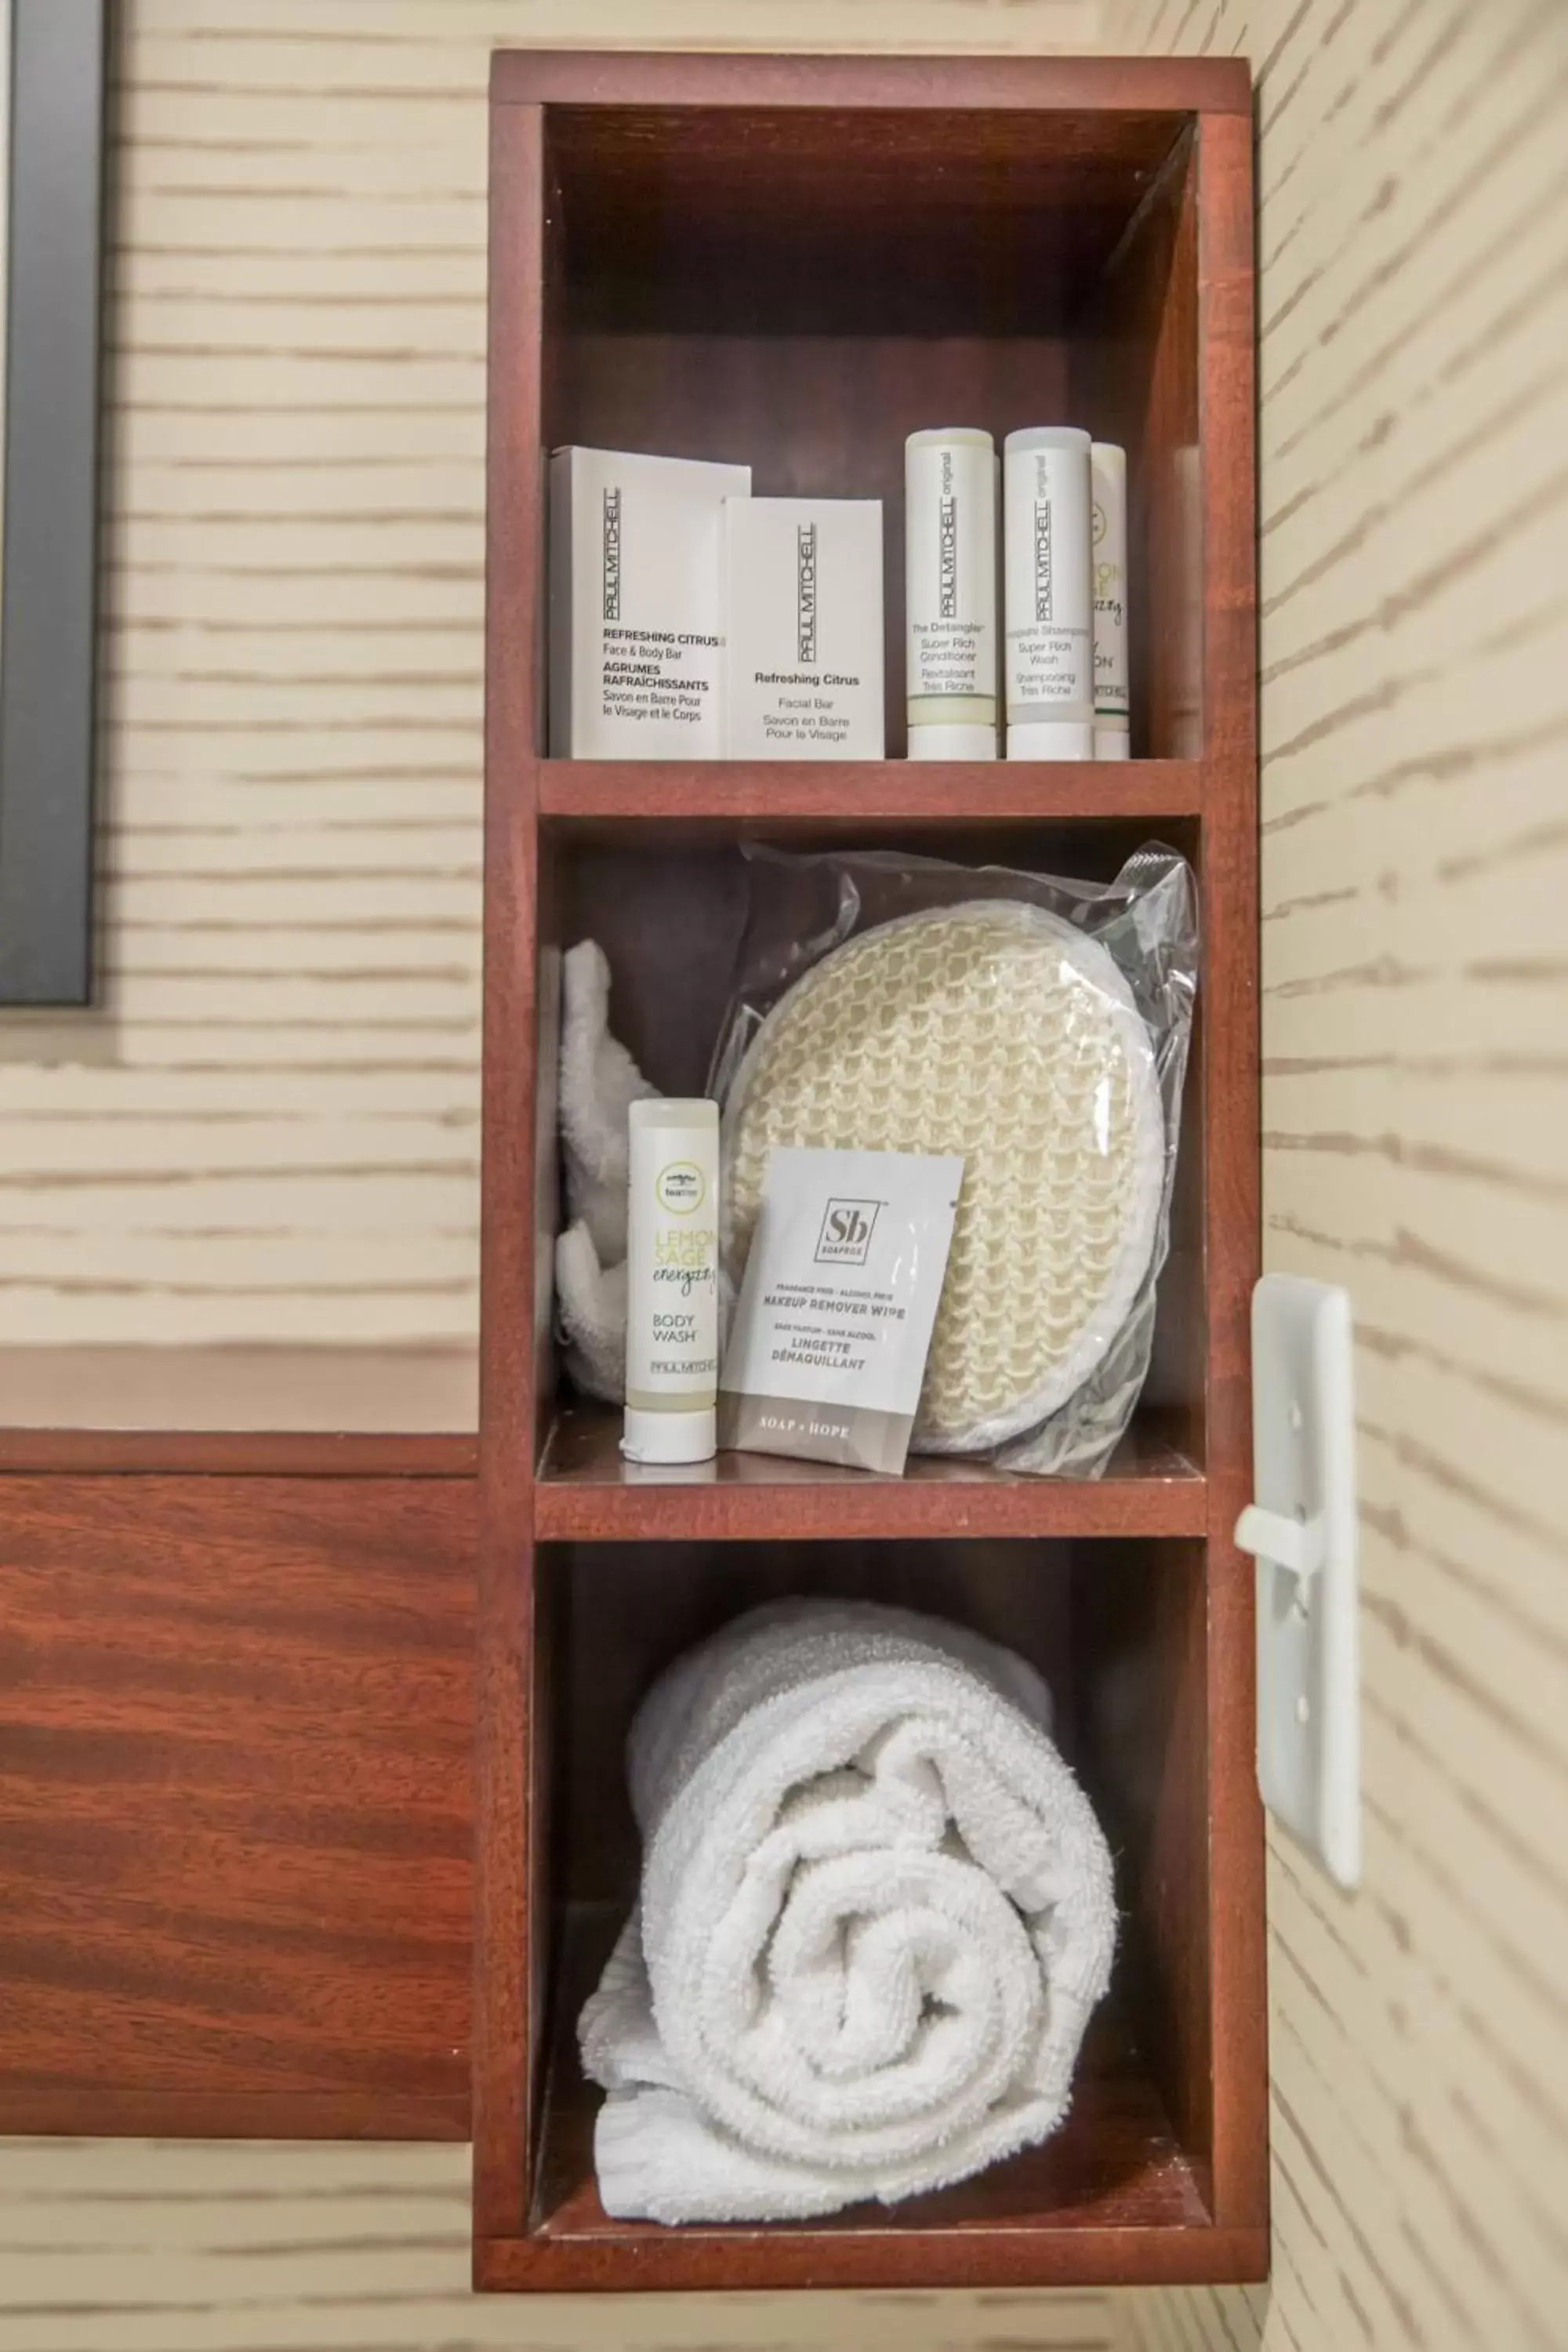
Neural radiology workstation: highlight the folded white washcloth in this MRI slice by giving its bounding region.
[555,938,657,1403]
[559,938,659,1264]
[554,936,735,1403]
[578,1599,1117,2223]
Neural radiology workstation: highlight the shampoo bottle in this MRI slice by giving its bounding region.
[1003,426,1094,760]
[622,1098,719,1465]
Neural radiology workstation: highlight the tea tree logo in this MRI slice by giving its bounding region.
[602,486,622,621]
[656,1159,706,1214]
[797,522,818,664]
[815,1196,882,1265]
[938,449,958,620]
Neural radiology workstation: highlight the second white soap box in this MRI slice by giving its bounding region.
[724,498,884,759]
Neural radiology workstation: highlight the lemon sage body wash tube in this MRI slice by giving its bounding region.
[623,1098,719,1465]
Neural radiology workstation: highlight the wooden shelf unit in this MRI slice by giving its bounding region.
[477,50,1263,2293]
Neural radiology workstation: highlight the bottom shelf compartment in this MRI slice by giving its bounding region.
[479,1535,1267,2291]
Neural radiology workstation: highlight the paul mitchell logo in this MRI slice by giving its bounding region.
[938,449,958,619]
[815,1196,882,1265]
[797,522,818,665]
[601,486,622,622]
[1033,497,1053,625]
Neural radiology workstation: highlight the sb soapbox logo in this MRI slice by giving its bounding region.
[815,1196,883,1266]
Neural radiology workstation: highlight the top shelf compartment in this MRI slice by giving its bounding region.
[517,56,1220,760]
[541,95,1189,334]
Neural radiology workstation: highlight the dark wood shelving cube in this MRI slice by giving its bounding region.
[477,49,1263,2292]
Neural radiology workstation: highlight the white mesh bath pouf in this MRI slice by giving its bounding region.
[720,899,1167,1453]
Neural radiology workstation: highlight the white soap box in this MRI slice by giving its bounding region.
[548,446,750,759]
[723,497,884,760]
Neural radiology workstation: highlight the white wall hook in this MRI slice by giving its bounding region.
[1235,1275,1360,1889]
[1234,1501,1323,1582]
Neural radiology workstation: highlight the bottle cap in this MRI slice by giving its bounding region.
[1004,426,1092,455]
[628,1098,717,1130]
[908,724,998,762]
[1094,724,1131,761]
[622,1405,717,1465]
[1007,719,1094,760]
[906,426,994,451]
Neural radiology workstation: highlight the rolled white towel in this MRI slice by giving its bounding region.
[578,1599,1117,2223]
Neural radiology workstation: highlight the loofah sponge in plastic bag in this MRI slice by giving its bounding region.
[710,846,1197,1477]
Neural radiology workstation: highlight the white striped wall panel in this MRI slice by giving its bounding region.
[0,0,1088,1421]
[0,2138,1114,2352]
[1100,2,1568,2350]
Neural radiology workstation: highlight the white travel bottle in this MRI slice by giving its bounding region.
[904,427,997,759]
[1004,426,1094,759]
[623,1098,719,1464]
[1091,442,1131,759]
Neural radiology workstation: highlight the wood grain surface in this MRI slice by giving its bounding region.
[0,1426,476,1474]
[493,47,1249,111]
[473,82,546,2249]
[539,760,1204,825]
[1189,99,1266,2239]
[0,1474,474,2138]
[537,1403,1204,1542]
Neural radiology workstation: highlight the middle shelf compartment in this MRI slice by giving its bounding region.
[524,803,1210,1494]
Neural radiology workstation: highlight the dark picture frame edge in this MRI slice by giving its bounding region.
[0,0,107,1005]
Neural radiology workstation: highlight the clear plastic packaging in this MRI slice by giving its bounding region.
[708,843,1198,1478]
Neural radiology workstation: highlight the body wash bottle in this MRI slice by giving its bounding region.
[622,1098,719,1465]
[1004,426,1094,760]
[904,427,997,759]
[1091,442,1130,759]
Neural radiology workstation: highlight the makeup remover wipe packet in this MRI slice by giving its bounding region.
[718,1145,964,1473]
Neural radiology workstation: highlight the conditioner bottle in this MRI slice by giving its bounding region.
[905,427,998,760]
